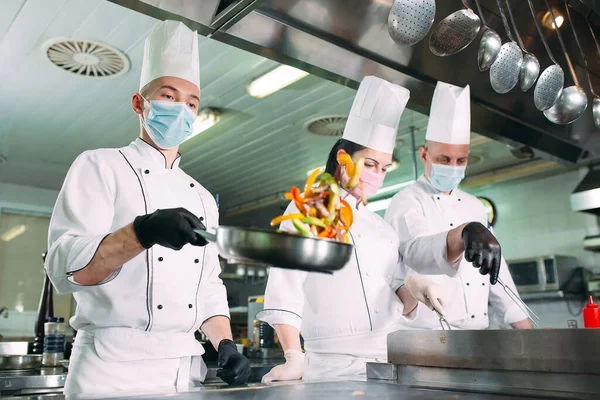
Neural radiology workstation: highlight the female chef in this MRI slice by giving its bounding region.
[257,76,445,383]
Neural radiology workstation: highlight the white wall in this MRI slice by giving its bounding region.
[468,170,600,271]
[0,182,59,215]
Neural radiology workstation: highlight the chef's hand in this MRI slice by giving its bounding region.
[403,275,447,316]
[216,339,251,385]
[133,207,208,250]
[262,350,304,383]
[461,222,501,284]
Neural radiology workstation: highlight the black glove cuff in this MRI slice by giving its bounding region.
[218,339,236,351]
[133,214,154,249]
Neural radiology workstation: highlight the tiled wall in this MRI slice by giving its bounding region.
[0,182,58,215]
[468,170,600,272]
[0,310,37,338]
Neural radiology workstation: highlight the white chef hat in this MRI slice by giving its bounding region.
[342,76,410,154]
[139,20,200,91]
[425,81,471,145]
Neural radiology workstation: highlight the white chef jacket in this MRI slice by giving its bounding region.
[257,192,414,382]
[45,138,229,395]
[384,175,527,330]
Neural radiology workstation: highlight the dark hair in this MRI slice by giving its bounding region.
[325,139,367,175]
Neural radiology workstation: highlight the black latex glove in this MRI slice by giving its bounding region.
[461,222,501,285]
[133,207,208,250]
[216,339,251,385]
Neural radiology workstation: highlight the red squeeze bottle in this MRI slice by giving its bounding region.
[583,296,600,328]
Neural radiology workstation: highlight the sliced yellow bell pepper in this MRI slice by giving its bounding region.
[339,199,353,227]
[337,153,355,177]
[304,168,321,197]
[347,158,364,189]
[270,213,305,226]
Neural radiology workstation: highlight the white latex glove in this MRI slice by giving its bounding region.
[261,350,305,383]
[404,275,447,316]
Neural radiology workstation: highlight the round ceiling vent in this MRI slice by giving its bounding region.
[468,153,483,165]
[41,38,130,79]
[304,115,348,136]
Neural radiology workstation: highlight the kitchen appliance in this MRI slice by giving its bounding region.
[507,254,580,293]
[247,295,264,341]
[368,329,600,399]
[194,227,353,273]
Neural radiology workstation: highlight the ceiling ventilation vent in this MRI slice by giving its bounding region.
[41,38,130,79]
[304,115,347,136]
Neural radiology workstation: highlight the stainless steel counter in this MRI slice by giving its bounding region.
[6,380,553,399]
[0,363,275,397]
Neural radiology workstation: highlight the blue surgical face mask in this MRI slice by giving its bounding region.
[428,163,466,192]
[141,97,196,149]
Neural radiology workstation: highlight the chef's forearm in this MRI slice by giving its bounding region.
[71,223,144,285]
[201,316,233,350]
[510,318,533,329]
[446,223,468,263]
[396,286,418,316]
[273,324,302,352]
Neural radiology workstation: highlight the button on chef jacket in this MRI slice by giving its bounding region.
[45,139,228,391]
[384,176,527,329]
[257,192,414,381]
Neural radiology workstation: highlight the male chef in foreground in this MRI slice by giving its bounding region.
[385,81,532,330]
[45,21,250,396]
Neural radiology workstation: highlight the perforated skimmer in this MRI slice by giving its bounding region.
[429,1,481,57]
[489,0,523,94]
[388,0,436,46]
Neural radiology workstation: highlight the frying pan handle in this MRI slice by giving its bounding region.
[194,229,217,243]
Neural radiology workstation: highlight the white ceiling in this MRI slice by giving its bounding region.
[0,0,562,216]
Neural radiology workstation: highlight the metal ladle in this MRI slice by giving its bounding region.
[505,0,540,91]
[543,0,588,125]
[429,0,481,56]
[489,0,523,94]
[473,0,502,71]
[526,0,564,111]
[586,17,600,128]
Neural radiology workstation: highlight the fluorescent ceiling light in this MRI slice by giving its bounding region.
[374,180,415,197]
[185,108,220,142]
[1,225,27,242]
[247,65,310,99]
[367,198,392,212]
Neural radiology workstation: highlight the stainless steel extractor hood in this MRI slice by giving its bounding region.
[571,167,600,214]
[109,0,600,164]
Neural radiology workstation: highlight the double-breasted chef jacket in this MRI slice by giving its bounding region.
[45,138,229,394]
[258,192,416,382]
[384,175,527,330]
